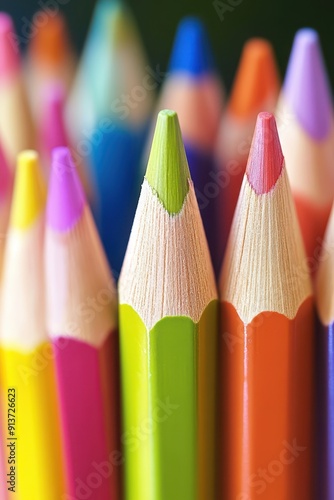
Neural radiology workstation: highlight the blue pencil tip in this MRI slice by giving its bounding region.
[168,17,214,76]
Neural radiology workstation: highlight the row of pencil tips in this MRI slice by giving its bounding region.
[0,0,333,497]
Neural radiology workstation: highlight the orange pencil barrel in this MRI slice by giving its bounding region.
[219,112,314,499]
[220,300,314,499]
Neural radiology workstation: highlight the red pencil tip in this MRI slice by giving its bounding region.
[246,112,284,194]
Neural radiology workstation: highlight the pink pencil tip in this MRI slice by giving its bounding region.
[246,112,284,194]
[47,147,85,232]
[0,13,20,79]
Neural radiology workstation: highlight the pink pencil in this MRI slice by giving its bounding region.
[45,147,121,499]
[39,83,93,198]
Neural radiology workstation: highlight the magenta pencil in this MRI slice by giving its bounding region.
[45,147,121,499]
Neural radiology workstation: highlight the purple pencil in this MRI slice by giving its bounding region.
[316,204,334,499]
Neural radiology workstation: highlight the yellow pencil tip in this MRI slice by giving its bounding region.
[10,150,45,229]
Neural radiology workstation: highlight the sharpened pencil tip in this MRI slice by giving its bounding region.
[11,150,45,229]
[145,109,191,214]
[168,17,214,76]
[0,13,20,79]
[47,147,85,232]
[246,112,284,194]
[229,38,279,118]
[283,28,332,140]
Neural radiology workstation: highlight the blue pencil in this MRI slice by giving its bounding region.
[157,17,224,274]
[67,0,155,276]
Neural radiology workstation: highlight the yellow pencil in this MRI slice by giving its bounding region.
[0,151,65,499]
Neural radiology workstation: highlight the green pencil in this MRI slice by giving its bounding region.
[119,109,218,500]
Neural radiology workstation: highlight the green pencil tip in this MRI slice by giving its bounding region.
[145,110,190,214]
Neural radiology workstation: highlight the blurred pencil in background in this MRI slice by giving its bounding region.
[277,28,334,270]
[157,17,223,273]
[0,144,12,281]
[0,151,65,499]
[39,83,69,171]
[67,0,154,277]
[216,38,279,256]
[0,14,35,168]
[38,82,92,197]
[315,203,334,500]
[220,113,314,499]
[45,147,121,499]
[119,110,218,500]
[25,11,76,120]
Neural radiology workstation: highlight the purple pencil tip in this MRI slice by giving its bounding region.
[47,147,85,232]
[283,28,332,140]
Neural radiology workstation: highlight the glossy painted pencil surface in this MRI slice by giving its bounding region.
[219,113,314,499]
[45,147,121,499]
[119,110,218,500]
[0,151,65,499]
[277,28,334,268]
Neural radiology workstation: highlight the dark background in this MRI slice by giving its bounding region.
[2,0,333,91]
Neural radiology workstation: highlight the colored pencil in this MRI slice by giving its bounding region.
[0,150,65,499]
[119,109,218,500]
[216,38,279,256]
[157,17,224,273]
[0,14,35,167]
[39,83,69,169]
[315,204,334,500]
[45,147,121,499]
[219,112,314,499]
[277,28,334,268]
[38,82,92,198]
[26,11,75,119]
[67,0,154,276]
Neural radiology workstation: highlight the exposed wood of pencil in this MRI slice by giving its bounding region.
[120,179,217,327]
